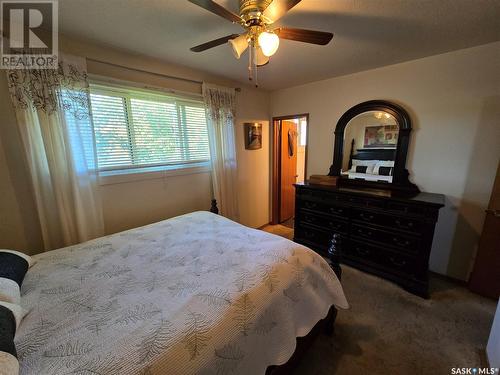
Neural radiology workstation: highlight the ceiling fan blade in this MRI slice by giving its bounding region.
[188,0,242,23]
[262,0,302,23]
[190,34,240,52]
[275,27,334,45]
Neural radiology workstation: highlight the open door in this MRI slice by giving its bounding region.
[272,115,308,225]
[280,120,298,222]
[469,162,500,298]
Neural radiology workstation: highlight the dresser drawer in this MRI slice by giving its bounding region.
[337,194,386,209]
[351,208,423,235]
[389,216,422,232]
[296,224,330,245]
[298,188,340,203]
[298,211,349,234]
[386,201,429,217]
[299,187,388,210]
[299,200,348,218]
[295,223,346,249]
[351,224,419,254]
[347,240,417,276]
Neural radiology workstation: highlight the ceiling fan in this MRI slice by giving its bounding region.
[188,0,334,86]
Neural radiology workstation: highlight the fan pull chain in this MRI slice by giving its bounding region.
[248,44,253,82]
[253,46,258,88]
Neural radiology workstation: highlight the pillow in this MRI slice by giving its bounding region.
[0,250,34,268]
[350,160,379,174]
[0,304,20,375]
[0,250,34,305]
[378,166,393,176]
[0,280,20,306]
[355,166,368,173]
[0,302,26,330]
[373,160,395,175]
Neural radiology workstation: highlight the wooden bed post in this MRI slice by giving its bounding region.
[328,233,342,280]
[348,138,355,170]
[323,233,342,336]
[210,199,219,214]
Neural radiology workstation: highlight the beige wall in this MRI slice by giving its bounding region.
[235,120,270,228]
[0,34,271,253]
[271,42,500,280]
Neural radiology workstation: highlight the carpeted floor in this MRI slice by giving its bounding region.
[281,218,295,229]
[261,224,497,375]
[261,223,294,240]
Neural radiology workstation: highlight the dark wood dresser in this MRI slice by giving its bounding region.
[294,183,444,297]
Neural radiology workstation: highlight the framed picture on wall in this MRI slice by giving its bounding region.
[364,125,398,148]
[244,123,262,150]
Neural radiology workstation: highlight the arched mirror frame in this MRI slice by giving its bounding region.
[329,100,419,193]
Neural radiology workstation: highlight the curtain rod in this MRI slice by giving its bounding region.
[86,58,242,92]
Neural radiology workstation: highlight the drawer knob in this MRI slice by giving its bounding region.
[306,202,317,209]
[395,220,414,229]
[392,237,410,247]
[390,257,407,267]
[357,229,372,236]
[355,247,370,255]
[360,213,374,220]
[330,207,343,214]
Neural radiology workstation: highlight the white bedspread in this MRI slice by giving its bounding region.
[16,211,348,375]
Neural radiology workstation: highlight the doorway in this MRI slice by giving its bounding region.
[272,114,308,226]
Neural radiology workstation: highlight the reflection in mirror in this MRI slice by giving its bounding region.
[341,111,399,183]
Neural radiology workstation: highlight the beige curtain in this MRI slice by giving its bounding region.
[202,83,240,221]
[7,54,104,251]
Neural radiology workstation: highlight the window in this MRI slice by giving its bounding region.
[89,84,210,172]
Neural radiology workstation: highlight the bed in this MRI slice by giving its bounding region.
[344,147,396,183]
[15,211,348,375]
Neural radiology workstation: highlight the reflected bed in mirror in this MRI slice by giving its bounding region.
[341,111,398,183]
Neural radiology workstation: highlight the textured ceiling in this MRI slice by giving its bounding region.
[58,0,500,90]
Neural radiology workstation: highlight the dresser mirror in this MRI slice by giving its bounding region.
[342,110,398,183]
[329,100,419,193]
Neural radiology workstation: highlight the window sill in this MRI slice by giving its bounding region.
[98,162,211,186]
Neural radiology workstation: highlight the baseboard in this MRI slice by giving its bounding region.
[429,271,468,287]
[257,222,271,229]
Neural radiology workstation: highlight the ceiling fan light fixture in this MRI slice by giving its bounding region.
[258,31,279,57]
[229,34,249,59]
[255,47,270,66]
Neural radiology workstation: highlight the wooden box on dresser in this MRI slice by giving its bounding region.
[294,182,445,298]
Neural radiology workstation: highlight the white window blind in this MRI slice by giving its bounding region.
[89,84,210,171]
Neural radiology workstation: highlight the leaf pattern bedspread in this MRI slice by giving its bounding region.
[16,211,348,375]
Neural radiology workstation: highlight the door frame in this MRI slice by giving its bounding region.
[271,113,309,225]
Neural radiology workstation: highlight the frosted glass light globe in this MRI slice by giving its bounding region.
[258,31,279,57]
